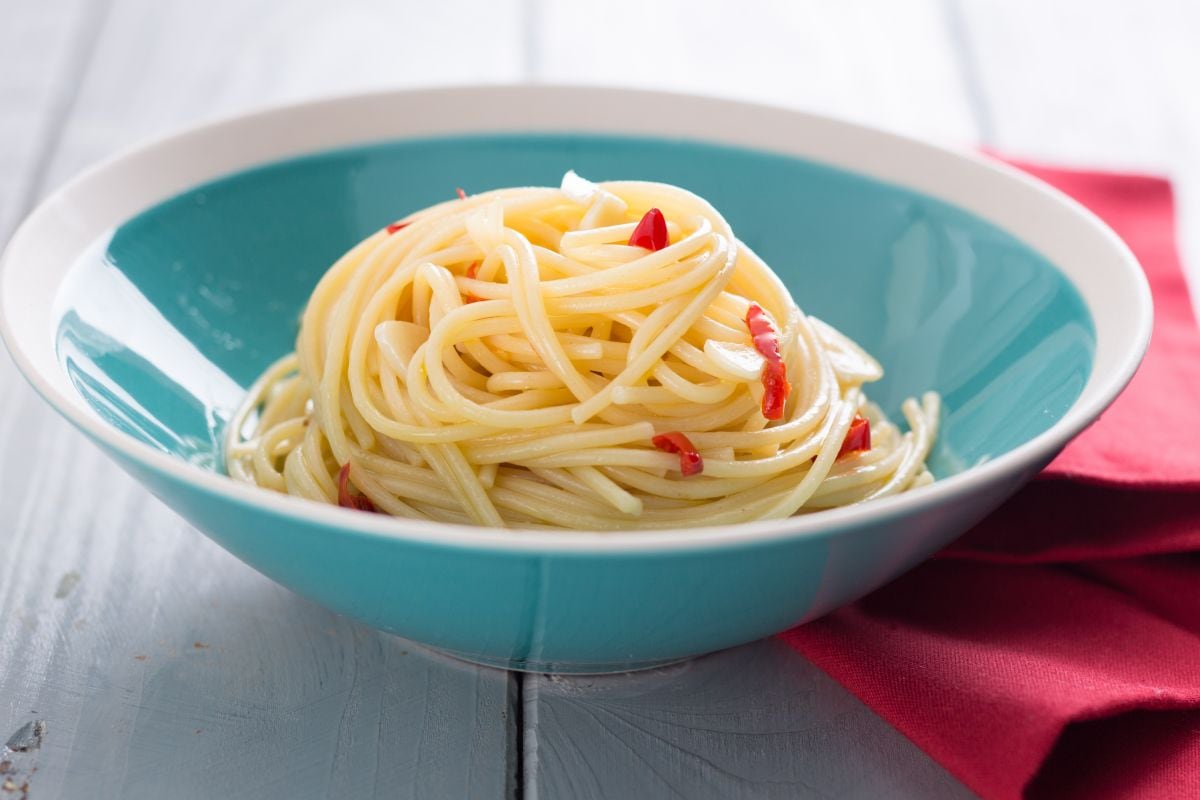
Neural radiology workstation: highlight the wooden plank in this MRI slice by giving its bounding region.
[530,0,980,146]
[523,3,979,797]
[953,0,1200,298]
[0,0,97,238]
[0,489,515,799]
[1,2,524,798]
[0,420,515,800]
[521,2,1200,794]
[523,640,975,799]
[37,0,528,193]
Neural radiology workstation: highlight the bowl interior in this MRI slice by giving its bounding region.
[52,133,1095,482]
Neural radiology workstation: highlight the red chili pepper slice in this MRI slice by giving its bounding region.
[456,187,468,200]
[760,362,790,420]
[337,463,377,512]
[385,221,410,234]
[745,303,792,420]
[652,431,704,477]
[628,208,669,251]
[838,414,872,456]
[463,261,482,302]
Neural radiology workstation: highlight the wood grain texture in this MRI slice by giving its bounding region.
[37,0,528,193]
[0,499,515,799]
[530,0,980,146]
[0,1,524,798]
[0,0,97,237]
[954,0,1200,304]
[523,640,975,800]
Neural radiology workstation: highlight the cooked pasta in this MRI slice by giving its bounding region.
[225,172,939,530]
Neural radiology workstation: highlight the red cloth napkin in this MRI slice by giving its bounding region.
[781,162,1200,800]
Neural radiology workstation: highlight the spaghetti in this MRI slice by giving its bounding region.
[225,173,939,530]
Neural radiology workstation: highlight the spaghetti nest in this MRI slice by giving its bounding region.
[226,173,939,530]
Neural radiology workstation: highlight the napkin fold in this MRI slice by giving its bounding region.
[782,162,1200,800]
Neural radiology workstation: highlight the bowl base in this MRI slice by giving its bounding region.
[433,647,696,675]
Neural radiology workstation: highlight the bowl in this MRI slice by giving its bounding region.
[0,87,1151,673]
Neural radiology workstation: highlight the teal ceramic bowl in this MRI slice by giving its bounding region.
[1,87,1150,673]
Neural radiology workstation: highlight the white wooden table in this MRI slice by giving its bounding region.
[3,2,1198,797]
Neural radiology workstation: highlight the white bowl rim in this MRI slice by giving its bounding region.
[0,84,1153,554]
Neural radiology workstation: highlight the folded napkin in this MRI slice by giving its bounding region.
[782,163,1200,800]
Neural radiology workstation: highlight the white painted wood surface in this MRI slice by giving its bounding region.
[4,1,1198,797]
[954,0,1200,308]
[524,640,972,799]
[1,2,524,798]
[533,0,979,147]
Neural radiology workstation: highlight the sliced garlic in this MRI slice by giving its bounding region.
[375,320,430,374]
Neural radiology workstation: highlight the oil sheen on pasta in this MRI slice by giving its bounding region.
[225,173,939,529]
